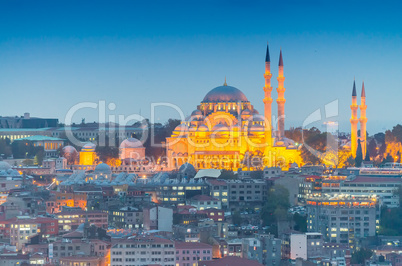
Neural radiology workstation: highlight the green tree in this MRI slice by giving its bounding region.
[293,213,307,232]
[231,211,243,226]
[0,138,12,159]
[261,185,291,236]
[355,139,363,167]
[351,248,373,264]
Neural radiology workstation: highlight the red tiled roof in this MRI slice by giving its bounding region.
[199,256,263,266]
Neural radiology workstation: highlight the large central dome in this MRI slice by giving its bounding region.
[202,85,249,103]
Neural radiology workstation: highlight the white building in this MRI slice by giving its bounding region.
[290,232,323,261]
[143,206,173,232]
[110,235,175,266]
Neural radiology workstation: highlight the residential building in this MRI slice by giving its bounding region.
[187,195,221,210]
[56,210,108,231]
[175,241,213,266]
[143,206,173,232]
[110,235,175,266]
[306,195,380,247]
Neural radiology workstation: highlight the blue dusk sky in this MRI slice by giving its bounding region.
[0,0,401,134]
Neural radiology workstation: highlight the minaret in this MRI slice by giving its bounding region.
[350,80,359,157]
[360,81,367,158]
[276,49,286,139]
[263,43,273,146]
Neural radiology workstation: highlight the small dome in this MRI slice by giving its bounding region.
[179,163,196,177]
[120,138,143,149]
[275,137,296,147]
[231,124,241,131]
[198,124,209,131]
[202,85,248,103]
[252,114,265,122]
[94,163,112,174]
[81,142,96,152]
[212,123,229,131]
[249,124,264,131]
[62,145,77,154]
[253,109,259,114]
[241,109,252,115]
[191,110,203,116]
[189,125,197,132]
[174,124,189,132]
[0,161,11,171]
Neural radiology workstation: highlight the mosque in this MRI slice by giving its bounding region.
[166,44,303,170]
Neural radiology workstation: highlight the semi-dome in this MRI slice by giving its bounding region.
[0,161,11,171]
[212,123,229,131]
[94,163,112,174]
[191,110,203,116]
[198,124,209,131]
[202,85,248,103]
[120,138,143,149]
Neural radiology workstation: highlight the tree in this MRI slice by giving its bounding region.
[355,139,363,167]
[301,131,338,166]
[293,213,307,232]
[0,138,12,159]
[351,248,373,264]
[261,185,291,236]
[364,148,370,162]
[231,211,243,226]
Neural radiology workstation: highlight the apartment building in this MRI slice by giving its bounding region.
[110,235,175,266]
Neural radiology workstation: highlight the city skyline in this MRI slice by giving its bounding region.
[1,1,401,133]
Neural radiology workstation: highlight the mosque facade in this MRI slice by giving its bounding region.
[166,44,302,170]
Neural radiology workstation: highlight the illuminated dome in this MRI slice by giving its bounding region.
[94,163,112,175]
[0,161,11,171]
[198,124,209,131]
[202,85,248,103]
[120,138,143,149]
[249,124,264,131]
[212,123,229,131]
[81,142,96,152]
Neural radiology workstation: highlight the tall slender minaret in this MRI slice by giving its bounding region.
[350,80,359,157]
[276,49,286,139]
[360,81,367,158]
[263,43,273,146]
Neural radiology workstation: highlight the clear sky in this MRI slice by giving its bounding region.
[0,0,401,134]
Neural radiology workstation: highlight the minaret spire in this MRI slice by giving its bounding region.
[223,77,227,86]
[360,81,367,159]
[263,43,273,147]
[276,49,286,139]
[350,80,359,157]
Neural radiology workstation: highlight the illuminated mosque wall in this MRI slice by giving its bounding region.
[79,142,97,165]
[166,44,302,170]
